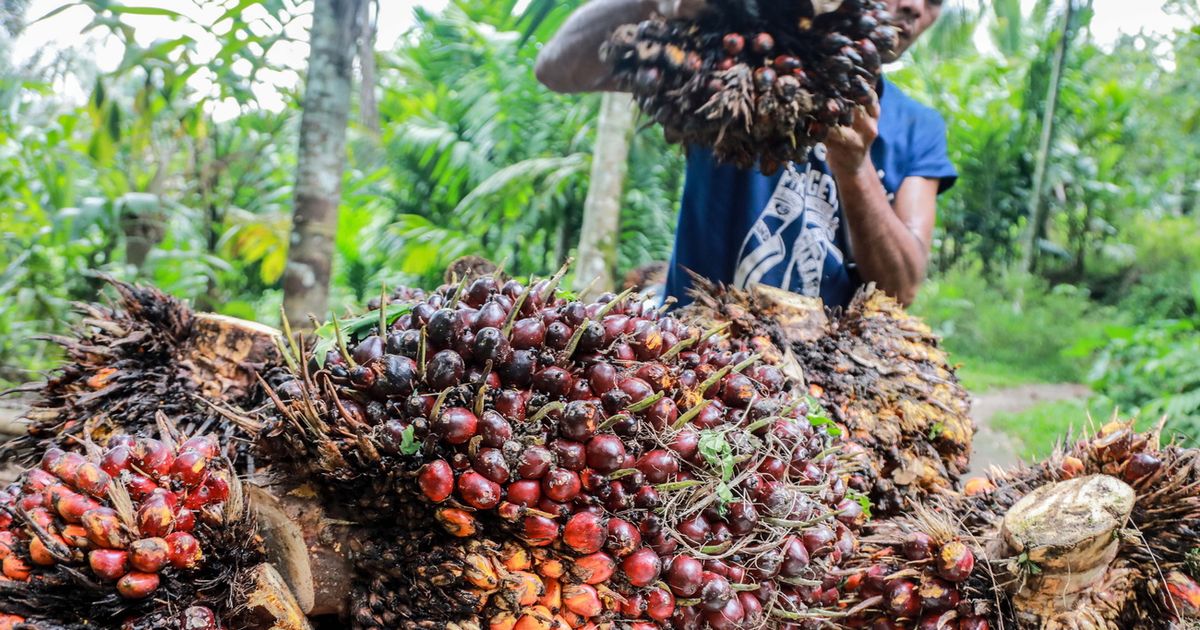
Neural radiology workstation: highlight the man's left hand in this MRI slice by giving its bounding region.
[825,93,880,176]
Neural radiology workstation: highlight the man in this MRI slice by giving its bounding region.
[536,0,956,307]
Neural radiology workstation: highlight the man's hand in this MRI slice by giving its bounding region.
[656,0,706,19]
[824,94,881,177]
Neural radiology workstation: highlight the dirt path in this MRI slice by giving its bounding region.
[967,383,1092,474]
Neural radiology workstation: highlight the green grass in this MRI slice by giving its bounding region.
[953,358,1049,393]
[989,397,1158,460]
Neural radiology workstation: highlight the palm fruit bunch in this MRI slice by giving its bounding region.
[684,281,973,517]
[602,0,899,172]
[3,278,283,471]
[261,273,868,629]
[0,429,263,629]
[840,420,1200,629]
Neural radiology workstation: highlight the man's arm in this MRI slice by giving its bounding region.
[535,0,705,93]
[825,98,937,306]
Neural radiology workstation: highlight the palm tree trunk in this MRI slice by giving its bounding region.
[573,92,635,298]
[282,0,364,327]
[1019,0,1076,275]
[358,0,380,134]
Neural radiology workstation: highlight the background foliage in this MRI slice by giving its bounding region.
[0,0,1197,444]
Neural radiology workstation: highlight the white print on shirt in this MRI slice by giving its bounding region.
[733,144,844,297]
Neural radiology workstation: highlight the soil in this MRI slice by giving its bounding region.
[967,383,1092,474]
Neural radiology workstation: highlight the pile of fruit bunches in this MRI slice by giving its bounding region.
[603,0,900,172]
[0,435,248,629]
[266,275,871,629]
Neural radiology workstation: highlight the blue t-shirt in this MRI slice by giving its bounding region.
[664,78,958,309]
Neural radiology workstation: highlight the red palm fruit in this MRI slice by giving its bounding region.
[73,462,111,497]
[174,507,196,532]
[645,397,678,431]
[134,439,174,478]
[903,531,936,561]
[1061,456,1086,479]
[705,591,745,629]
[587,363,619,394]
[885,579,921,618]
[699,571,733,612]
[125,473,158,501]
[511,318,547,350]
[645,586,675,621]
[560,401,602,442]
[963,477,996,496]
[539,557,566,579]
[959,618,990,630]
[137,493,176,538]
[585,435,626,473]
[780,536,810,577]
[166,532,203,569]
[634,486,661,509]
[522,515,560,547]
[473,448,511,484]
[667,555,704,596]
[563,513,607,554]
[180,435,219,459]
[458,471,502,510]
[739,591,763,623]
[631,320,664,360]
[621,592,647,617]
[490,612,519,630]
[55,489,100,524]
[618,378,654,405]
[513,607,554,630]
[720,374,756,408]
[605,518,641,557]
[936,541,975,582]
[533,367,573,398]
[677,516,710,545]
[62,524,89,548]
[129,537,170,572]
[1124,452,1162,481]
[203,473,230,504]
[551,440,587,471]
[563,583,603,618]
[518,446,553,479]
[538,576,562,610]
[479,410,514,448]
[434,407,479,445]
[722,33,745,55]
[1166,571,1200,617]
[436,507,478,537]
[29,534,61,566]
[670,428,700,460]
[88,549,129,581]
[542,468,581,503]
[919,576,961,611]
[507,480,542,507]
[726,501,759,536]
[116,571,160,599]
[83,507,127,549]
[418,460,455,503]
[572,552,616,585]
[23,469,56,496]
[50,451,87,486]
[170,450,209,488]
[2,555,30,581]
[622,547,661,587]
[100,446,134,476]
[636,450,679,484]
[40,447,66,473]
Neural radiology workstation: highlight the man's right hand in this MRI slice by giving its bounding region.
[656,0,706,19]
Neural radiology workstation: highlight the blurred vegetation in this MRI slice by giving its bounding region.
[0,0,1198,445]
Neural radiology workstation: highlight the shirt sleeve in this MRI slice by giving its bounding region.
[907,110,958,194]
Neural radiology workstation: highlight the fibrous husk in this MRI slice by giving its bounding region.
[682,280,974,517]
[2,278,284,473]
[603,0,899,172]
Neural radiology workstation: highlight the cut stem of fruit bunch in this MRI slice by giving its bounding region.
[603,0,900,172]
[262,271,870,629]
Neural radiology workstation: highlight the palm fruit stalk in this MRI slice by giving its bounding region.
[602,0,899,173]
[683,281,973,517]
[261,272,869,629]
[0,426,265,629]
[2,278,284,472]
[840,419,1200,629]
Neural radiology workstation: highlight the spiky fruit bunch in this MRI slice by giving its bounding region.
[684,281,973,517]
[0,431,261,629]
[3,278,283,471]
[264,274,865,629]
[843,420,1200,629]
[602,0,899,172]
